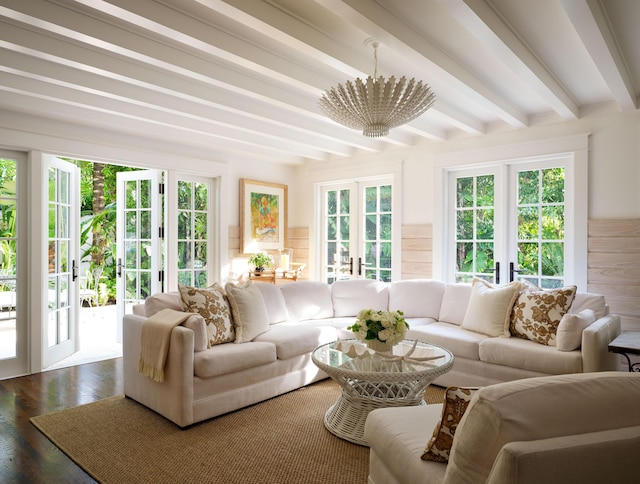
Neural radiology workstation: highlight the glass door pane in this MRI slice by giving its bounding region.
[362,184,393,281]
[43,157,79,368]
[116,170,162,340]
[177,179,209,287]
[514,167,566,288]
[0,158,18,361]
[453,174,496,282]
[322,185,353,283]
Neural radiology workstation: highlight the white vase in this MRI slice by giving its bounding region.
[367,339,393,354]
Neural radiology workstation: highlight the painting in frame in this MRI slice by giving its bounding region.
[240,179,288,254]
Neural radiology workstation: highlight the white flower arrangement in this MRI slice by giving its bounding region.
[347,309,409,346]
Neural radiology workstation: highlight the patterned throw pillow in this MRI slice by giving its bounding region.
[179,283,235,347]
[510,285,577,346]
[422,387,478,463]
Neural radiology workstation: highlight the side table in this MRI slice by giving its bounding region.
[608,332,640,372]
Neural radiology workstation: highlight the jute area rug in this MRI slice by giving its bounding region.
[31,380,446,484]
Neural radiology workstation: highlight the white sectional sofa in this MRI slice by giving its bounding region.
[122,278,621,427]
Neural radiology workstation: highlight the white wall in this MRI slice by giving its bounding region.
[295,109,640,226]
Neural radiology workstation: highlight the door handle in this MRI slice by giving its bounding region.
[358,257,368,276]
[117,258,123,278]
[487,262,500,284]
[349,257,353,275]
[509,262,524,282]
[72,260,78,281]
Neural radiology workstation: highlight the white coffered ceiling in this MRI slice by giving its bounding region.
[0,0,638,165]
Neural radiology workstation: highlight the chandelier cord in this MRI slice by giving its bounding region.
[373,43,378,79]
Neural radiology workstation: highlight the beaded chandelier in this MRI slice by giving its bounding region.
[318,40,435,138]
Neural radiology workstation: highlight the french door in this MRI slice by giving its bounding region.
[320,178,397,283]
[0,152,28,378]
[448,158,573,288]
[43,156,80,368]
[115,170,163,340]
[115,171,216,338]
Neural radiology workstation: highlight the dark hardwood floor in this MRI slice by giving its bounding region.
[0,358,123,483]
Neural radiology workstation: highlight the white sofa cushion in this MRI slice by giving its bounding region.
[570,292,607,319]
[462,279,521,337]
[254,324,337,360]
[388,279,445,319]
[254,282,290,324]
[407,323,486,360]
[438,283,471,325]
[145,291,182,316]
[479,336,583,374]
[365,404,447,484]
[331,279,388,317]
[225,281,270,343]
[193,341,276,378]
[279,281,334,322]
[556,309,596,352]
[445,372,640,483]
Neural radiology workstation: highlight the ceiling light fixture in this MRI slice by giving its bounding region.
[318,39,436,138]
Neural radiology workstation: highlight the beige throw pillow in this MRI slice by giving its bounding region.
[179,283,235,347]
[461,279,521,337]
[510,285,577,346]
[556,309,596,351]
[225,281,270,343]
[422,387,478,462]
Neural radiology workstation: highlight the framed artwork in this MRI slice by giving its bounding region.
[240,179,288,253]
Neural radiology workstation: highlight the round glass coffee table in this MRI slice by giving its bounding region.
[312,339,454,446]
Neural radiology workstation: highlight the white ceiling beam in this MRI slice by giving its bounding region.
[561,0,636,110]
[316,0,528,128]
[184,0,450,140]
[0,9,385,153]
[440,0,578,119]
[0,70,329,161]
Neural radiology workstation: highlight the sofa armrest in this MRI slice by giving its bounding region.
[581,314,621,372]
[486,426,640,484]
[123,314,196,427]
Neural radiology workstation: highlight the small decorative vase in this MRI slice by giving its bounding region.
[367,339,394,354]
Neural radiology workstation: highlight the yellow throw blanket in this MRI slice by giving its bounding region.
[138,308,193,383]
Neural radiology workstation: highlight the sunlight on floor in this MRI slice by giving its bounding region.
[47,305,122,371]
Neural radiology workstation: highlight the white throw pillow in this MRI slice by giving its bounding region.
[225,281,270,343]
[556,309,596,351]
[461,279,521,337]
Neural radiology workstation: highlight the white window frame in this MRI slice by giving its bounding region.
[433,135,589,290]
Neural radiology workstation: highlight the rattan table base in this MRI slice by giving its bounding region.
[323,392,424,447]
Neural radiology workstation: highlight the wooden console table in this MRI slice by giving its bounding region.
[608,332,640,372]
[247,263,306,284]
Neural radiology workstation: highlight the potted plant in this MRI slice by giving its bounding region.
[248,252,273,273]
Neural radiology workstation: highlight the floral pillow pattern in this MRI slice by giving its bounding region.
[179,283,235,347]
[509,285,577,346]
[422,387,478,463]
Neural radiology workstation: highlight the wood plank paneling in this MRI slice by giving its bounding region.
[588,219,640,331]
[401,224,433,279]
